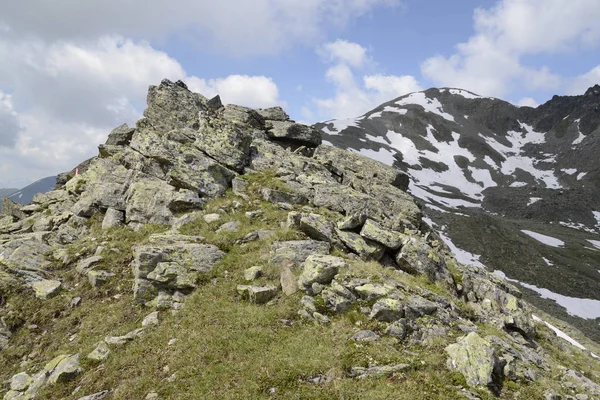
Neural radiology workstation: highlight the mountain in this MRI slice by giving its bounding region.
[6,176,57,206]
[0,80,599,399]
[314,85,600,343]
[0,189,18,199]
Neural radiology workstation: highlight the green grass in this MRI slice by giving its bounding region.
[3,171,600,400]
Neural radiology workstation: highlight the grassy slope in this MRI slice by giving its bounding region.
[1,173,599,399]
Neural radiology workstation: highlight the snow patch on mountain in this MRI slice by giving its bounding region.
[438,231,487,269]
[521,230,565,247]
[577,172,588,180]
[531,315,587,351]
[587,239,600,250]
[396,92,455,122]
[561,168,577,175]
[352,147,396,165]
[478,123,561,189]
[448,89,481,99]
[528,197,542,206]
[543,257,554,266]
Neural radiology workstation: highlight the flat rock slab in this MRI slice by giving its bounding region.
[31,280,62,299]
[269,240,330,268]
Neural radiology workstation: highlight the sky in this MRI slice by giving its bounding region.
[0,0,599,188]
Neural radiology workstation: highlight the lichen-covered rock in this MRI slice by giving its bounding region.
[216,221,240,233]
[132,240,225,303]
[269,240,330,268]
[298,255,347,290]
[244,266,263,281]
[31,280,62,299]
[139,79,207,131]
[336,213,367,231]
[280,266,298,295]
[10,372,31,392]
[261,188,307,205]
[445,333,499,388]
[313,145,409,190]
[360,219,407,250]
[351,330,380,342]
[220,104,265,130]
[142,311,160,328]
[369,298,405,322]
[349,364,409,378]
[87,342,111,361]
[354,283,396,301]
[102,208,124,230]
[395,236,450,282]
[266,120,321,147]
[257,106,290,121]
[105,328,144,346]
[46,354,82,384]
[336,229,385,260]
[237,285,279,304]
[298,213,338,243]
[321,289,353,313]
[105,123,135,146]
[87,270,115,288]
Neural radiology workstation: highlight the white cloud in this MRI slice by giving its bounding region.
[517,97,539,107]
[0,0,400,56]
[311,40,421,120]
[569,65,600,95]
[0,91,20,148]
[421,0,600,97]
[187,75,283,109]
[0,35,285,187]
[318,39,369,67]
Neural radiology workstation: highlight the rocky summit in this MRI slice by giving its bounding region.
[0,79,599,399]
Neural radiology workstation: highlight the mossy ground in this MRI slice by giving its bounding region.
[1,172,599,399]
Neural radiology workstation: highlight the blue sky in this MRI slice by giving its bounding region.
[0,0,599,187]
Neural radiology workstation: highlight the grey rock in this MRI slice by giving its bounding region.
[261,188,307,205]
[351,330,380,342]
[267,120,321,147]
[301,296,317,314]
[445,333,499,388]
[385,319,410,340]
[336,213,367,230]
[269,240,330,268]
[257,106,290,121]
[369,298,405,322]
[360,219,407,250]
[354,283,396,301]
[105,123,135,146]
[10,372,31,391]
[237,285,279,304]
[336,229,385,260]
[76,256,103,274]
[220,104,265,130]
[312,312,330,324]
[87,342,111,361]
[87,270,115,288]
[280,266,298,295]
[105,328,144,346]
[244,266,263,281]
[232,177,249,195]
[404,295,441,318]
[46,354,82,384]
[77,390,111,400]
[203,213,222,223]
[216,220,240,233]
[395,236,450,283]
[321,289,353,313]
[298,213,338,243]
[349,364,409,378]
[142,311,160,327]
[31,280,62,299]
[298,255,347,290]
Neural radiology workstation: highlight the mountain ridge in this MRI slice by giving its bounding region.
[0,80,598,399]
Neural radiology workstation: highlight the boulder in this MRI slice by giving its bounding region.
[369,298,405,322]
[10,372,31,392]
[237,285,279,304]
[321,289,353,313]
[395,236,450,282]
[139,79,207,131]
[220,104,265,130]
[336,213,367,231]
[336,229,385,260]
[142,311,160,328]
[266,121,321,147]
[445,333,499,388]
[351,330,380,342]
[46,354,82,384]
[298,213,338,243]
[216,221,240,233]
[132,241,225,303]
[354,283,396,301]
[102,208,124,230]
[313,145,409,190]
[280,267,298,295]
[87,270,115,288]
[298,255,347,290]
[31,280,62,299]
[87,342,111,361]
[105,123,135,146]
[257,107,290,121]
[244,266,263,281]
[261,188,307,205]
[203,213,222,223]
[360,219,407,250]
[269,240,330,268]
